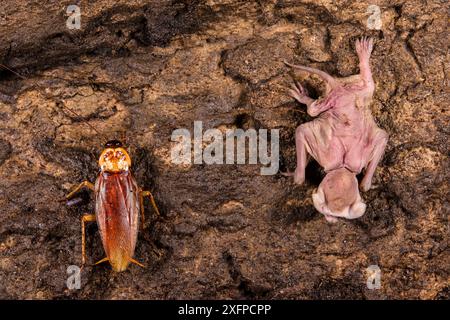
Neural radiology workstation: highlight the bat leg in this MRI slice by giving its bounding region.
[81,213,96,266]
[129,258,145,268]
[294,125,311,185]
[67,181,94,199]
[355,37,375,89]
[141,190,161,218]
[360,129,388,192]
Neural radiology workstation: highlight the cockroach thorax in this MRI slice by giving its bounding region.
[99,145,131,173]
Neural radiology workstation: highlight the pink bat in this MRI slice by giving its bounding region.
[285,37,388,223]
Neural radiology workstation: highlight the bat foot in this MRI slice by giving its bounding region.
[293,171,305,185]
[280,170,294,177]
[360,179,372,192]
[355,36,374,59]
[288,80,310,104]
[280,169,305,185]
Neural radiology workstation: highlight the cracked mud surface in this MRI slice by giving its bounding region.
[0,0,448,299]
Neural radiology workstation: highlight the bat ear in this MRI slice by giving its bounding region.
[312,188,340,223]
[312,187,328,215]
[349,199,366,219]
[348,178,366,219]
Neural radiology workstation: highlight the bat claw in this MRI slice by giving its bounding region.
[356,36,374,57]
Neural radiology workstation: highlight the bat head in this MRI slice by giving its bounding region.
[312,168,366,222]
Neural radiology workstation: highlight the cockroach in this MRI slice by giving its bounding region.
[66,139,161,272]
[0,63,161,272]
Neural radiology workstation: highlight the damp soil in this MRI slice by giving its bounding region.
[0,0,448,299]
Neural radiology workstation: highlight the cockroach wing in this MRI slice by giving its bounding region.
[95,171,140,272]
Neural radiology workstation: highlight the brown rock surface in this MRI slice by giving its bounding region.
[0,0,448,299]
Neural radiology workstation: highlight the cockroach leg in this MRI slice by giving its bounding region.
[94,257,109,265]
[129,258,145,268]
[139,191,146,229]
[81,213,96,266]
[141,190,161,217]
[67,181,95,200]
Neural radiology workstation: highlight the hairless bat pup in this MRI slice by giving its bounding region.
[285,37,388,223]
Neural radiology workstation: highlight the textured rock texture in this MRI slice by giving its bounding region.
[0,0,448,299]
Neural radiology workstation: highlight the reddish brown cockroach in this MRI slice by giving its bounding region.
[66,139,160,272]
[0,63,160,272]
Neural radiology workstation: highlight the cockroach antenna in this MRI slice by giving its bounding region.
[0,62,103,138]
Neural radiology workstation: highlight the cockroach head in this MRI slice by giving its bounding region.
[104,139,123,148]
[99,141,131,173]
